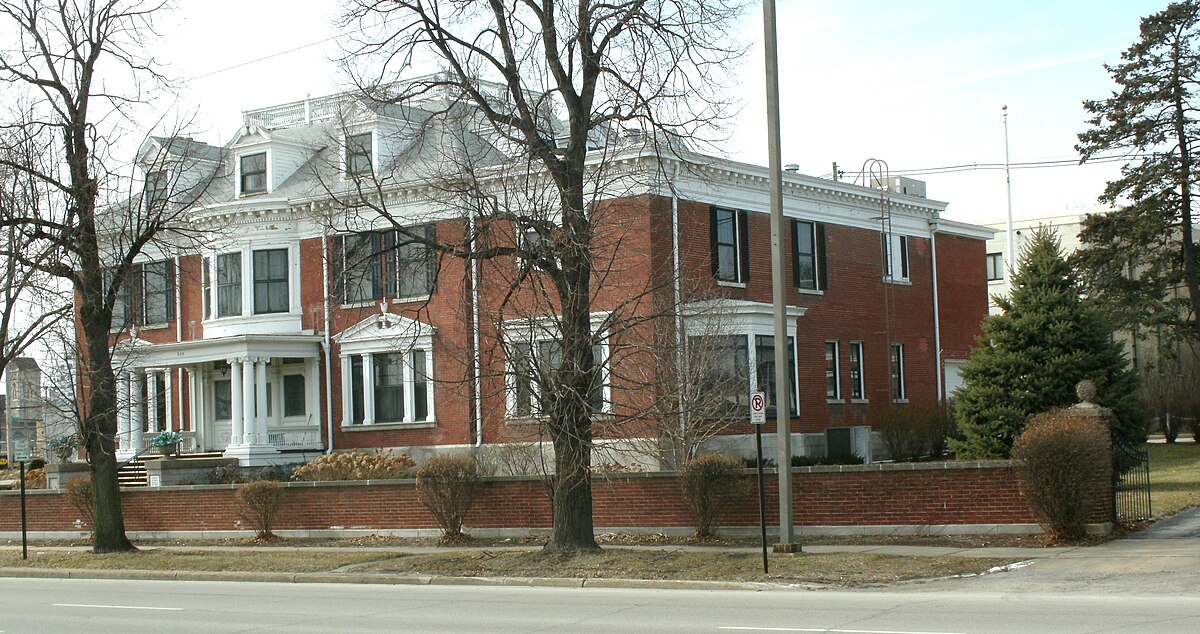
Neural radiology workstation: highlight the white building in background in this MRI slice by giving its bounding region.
[982,206,1110,315]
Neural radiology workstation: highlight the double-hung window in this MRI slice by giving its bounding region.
[882,234,909,282]
[144,170,168,210]
[283,374,307,418]
[141,260,174,325]
[986,252,1004,282]
[347,348,435,425]
[711,208,748,284]
[825,341,841,400]
[687,333,797,418]
[754,335,798,416]
[104,261,175,329]
[252,249,289,314]
[345,132,373,176]
[849,341,865,400]
[216,252,242,317]
[104,269,133,329]
[510,339,606,417]
[240,153,266,195]
[890,343,906,401]
[334,226,435,304]
[392,226,436,298]
[792,220,826,291]
[202,256,212,319]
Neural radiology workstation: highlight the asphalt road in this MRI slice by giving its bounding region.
[2,577,1198,633]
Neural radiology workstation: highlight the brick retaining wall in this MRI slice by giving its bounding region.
[0,461,1112,535]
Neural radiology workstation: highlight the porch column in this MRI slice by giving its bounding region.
[146,371,159,434]
[361,352,375,425]
[339,354,352,425]
[253,357,269,446]
[403,352,415,423]
[130,370,145,454]
[116,372,131,456]
[230,358,244,447]
[164,369,174,432]
[242,356,256,446]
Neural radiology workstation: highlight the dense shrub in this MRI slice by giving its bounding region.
[251,465,290,482]
[64,475,95,529]
[23,467,46,489]
[207,464,246,485]
[880,403,956,462]
[792,453,865,467]
[1012,410,1110,541]
[680,453,744,539]
[27,457,46,471]
[237,481,285,540]
[741,457,776,469]
[291,451,415,482]
[416,454,482,541]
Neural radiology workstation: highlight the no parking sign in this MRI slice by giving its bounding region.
[749,391,766,425]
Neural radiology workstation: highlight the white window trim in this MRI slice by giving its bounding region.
[204,243,301,322]
[342,129,376,178]
[337,315,436,427]
[825,340,841,402]
[502,314,612,420]
[849,340,867,402]
[681,299,805,416]
[237,149,270,196]
[882,233,910,284]
[891,342,907,402]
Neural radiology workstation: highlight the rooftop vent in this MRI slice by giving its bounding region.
[870,176,927,198]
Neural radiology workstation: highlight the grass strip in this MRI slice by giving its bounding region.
[353,549,1012,586]
[1146,443,1200,519]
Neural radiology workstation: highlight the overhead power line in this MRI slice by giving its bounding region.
[820,154,1142,180]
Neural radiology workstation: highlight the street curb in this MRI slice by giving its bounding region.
[0,567,812,591]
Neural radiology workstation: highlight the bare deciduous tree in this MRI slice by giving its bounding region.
[336,0,745,552]
[0,0,218,553]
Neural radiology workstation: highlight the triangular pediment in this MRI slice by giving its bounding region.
[335,312,435,348]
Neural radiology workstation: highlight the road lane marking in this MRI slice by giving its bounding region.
[53,603,183,611]
[719,628,965,634]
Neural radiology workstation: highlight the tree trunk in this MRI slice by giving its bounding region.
[80,296,135,553]
[543,426,599,553]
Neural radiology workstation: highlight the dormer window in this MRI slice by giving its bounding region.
[240,152,267,194]
[144,170,168,210]
[345,132,373,176]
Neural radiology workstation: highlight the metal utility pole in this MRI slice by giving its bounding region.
[762,0,794,549]
[1003,105,1015,275]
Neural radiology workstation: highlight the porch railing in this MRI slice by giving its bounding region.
[267,427,322,450]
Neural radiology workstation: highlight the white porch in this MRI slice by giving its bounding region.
[117,334,323,466]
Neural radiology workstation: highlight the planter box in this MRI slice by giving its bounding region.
[145,457,239,487]
[45,462,90,489]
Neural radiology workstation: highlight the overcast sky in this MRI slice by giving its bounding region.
[154,0,1169,226]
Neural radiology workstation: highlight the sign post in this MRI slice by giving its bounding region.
[749,391,768,575]
[13,438,30,560]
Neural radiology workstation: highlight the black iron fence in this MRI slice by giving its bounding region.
[1115,445,1152,524]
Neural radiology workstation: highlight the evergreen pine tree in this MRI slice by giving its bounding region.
[951,227,1145,462]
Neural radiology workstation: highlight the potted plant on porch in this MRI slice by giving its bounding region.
[47,433,80,464]
[151,431,184,458]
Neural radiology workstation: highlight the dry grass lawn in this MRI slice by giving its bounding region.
[355,549,1011,586]
[0,550,394,573]
[1147,443,1200,518]
[0,548,1011,586]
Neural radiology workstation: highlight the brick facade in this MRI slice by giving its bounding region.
[90,126,991,464]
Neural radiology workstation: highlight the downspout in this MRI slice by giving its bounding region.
[321,225,335,455]
[471,205,483,447]
[929,214,943,401]
[174,255,182,432]
[671,165,687,451]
